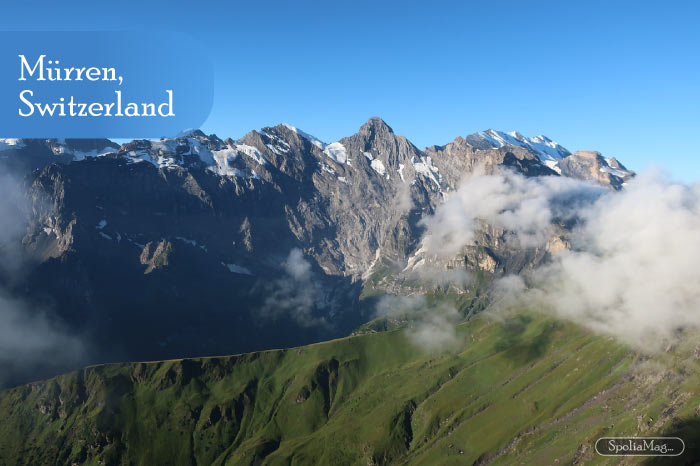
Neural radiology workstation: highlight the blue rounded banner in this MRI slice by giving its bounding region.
[0,31,214,138]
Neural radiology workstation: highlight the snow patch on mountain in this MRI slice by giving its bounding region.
[324,142,349,165]
[320,163,336,175]
[149,139,180,155]
[258,129,291,154]
[133,136,267,178]
[543,160,562,174]
[40,139,116,161]
[234,143,267,166]
[210,147,239,176]
[599,164,628,178]
[398,163,407,182]
[282,123,352,166]
[0,139,25,151]
[70,147,116,161]
[529,135,570,161]
[601,158,630,178]
[185,138,216,166]
[412,155,441,187]
[126,150,157,166]
[265,144,283,155]
[223,262,253,275]
[474,129,571,162]
[371,159,387,176]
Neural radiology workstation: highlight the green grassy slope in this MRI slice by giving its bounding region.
[1,311,699,466]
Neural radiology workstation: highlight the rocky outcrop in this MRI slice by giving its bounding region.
[558,150,634,190]
[140,240,173,274]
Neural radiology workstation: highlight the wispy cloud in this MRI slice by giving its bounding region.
[0,173,32,276]
[0,171,87,387]
[375,295,460,351]
[0,293,85,387]
[259,248,328,328]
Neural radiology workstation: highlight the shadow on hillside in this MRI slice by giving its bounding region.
[493,315,553,365]
[644,419,700,465]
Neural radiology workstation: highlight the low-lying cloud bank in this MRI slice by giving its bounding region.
[0,171,87,387]
[0,294,85,387]
[420,167,700,352]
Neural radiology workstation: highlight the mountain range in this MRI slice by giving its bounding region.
[0,118,635,386]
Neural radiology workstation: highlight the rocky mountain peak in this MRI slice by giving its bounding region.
[335,118,427,182]
[353,117,404,156]
[184,129,207,138]
[572,150,601,159]
[0,118,636,194]
[359,117,395,135]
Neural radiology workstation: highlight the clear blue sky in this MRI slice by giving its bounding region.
[4,0,700,180]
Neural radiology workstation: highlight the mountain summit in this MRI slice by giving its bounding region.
[358,116,395,135]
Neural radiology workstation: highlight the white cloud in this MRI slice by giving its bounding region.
[518,169,700,350]
[0,172,86,387]
[419,166,604,258]
[426,167,700,352]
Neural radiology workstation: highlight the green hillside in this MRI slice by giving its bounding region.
[1,311,699,465]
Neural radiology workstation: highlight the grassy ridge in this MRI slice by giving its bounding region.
[1,311,699,465]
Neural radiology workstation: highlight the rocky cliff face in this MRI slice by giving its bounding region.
[558,150,634,189]
[0,118,635,384]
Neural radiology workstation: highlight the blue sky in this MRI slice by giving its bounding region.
[4,0,700,180]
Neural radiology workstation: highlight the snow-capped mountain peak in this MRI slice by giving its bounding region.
[468,129,571,163]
